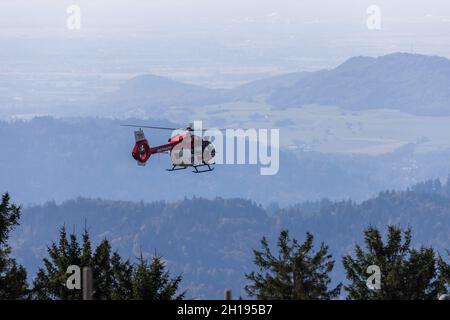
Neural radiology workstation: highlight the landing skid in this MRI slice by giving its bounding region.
[192,163,215,173]
[166,164,188,172]
[166,163,215,173]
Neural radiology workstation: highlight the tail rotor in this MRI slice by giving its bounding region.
[132,129,151,166]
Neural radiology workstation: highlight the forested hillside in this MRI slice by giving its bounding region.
[3,117,450,207]
[11,179,450,298]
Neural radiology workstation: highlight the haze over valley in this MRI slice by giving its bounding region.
[1,0,450,300]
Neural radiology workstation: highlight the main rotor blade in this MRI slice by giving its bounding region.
[122,124,239,132]
[121,124,178,131]
[186,127,233,132]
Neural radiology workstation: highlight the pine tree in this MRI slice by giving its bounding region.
[437,253,450,295]
[245,230,341,299]
[342,225,450,299]
[110,252,133,299]
[0,192,28,299]
[80,226,92,267]
[33,226,128,299]
[33,226,82,300]
[32,225,185,300]
[92,239,113,299]
[132,253,185,300]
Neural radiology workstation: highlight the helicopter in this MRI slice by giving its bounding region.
[122,124,217,173]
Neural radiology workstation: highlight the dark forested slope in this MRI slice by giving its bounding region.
[10,179,450,298]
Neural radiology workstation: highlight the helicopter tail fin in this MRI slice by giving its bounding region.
[132,129,151,166]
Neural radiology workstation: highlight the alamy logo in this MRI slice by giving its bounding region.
[66,5,81,30]
[66,265,81,290]
[170,121,280,175]
[366,5,381,30]
[366,265,381,290]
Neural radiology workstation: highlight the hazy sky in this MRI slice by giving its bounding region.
[1,0,449,87]
[1,0,449,31]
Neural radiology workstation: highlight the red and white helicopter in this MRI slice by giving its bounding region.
[122,124,216,173]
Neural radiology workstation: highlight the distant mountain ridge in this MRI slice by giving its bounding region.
[104,74,226,109]
[102,53,450,116]
[266,53,450,115]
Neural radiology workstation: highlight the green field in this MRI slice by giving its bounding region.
[166,103,450,155]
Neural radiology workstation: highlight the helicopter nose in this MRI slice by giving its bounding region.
[202,141,216,163]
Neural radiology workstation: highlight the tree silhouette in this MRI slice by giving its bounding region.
[342,225,450,299]
[32,226,185,300]
[132,252,185,300]
[0,193,28,299]
[245,230,341,299]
